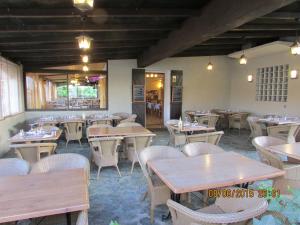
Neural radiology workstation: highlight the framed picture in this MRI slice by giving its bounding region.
[171,86,182,102]
[133,85,145,102]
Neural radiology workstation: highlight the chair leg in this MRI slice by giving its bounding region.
[97,166,101,179]
[140,191,148,201]
[78,139,82,146]
[116,165,122,177]
[130,161,135,174]
[150,204,154,224]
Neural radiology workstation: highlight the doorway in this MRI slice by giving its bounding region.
[145,72,164,128]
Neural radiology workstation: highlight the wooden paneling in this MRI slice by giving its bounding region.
[132,68,146,126]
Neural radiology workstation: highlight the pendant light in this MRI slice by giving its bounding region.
[207,56,213,71]
[81,55,89,63]
[73,0,94,11]
[76,35,93,50]
[239,51,247,65]
[83,65,89,72]
[291,30,300,55]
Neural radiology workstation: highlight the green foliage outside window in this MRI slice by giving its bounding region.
[57,85,68,97]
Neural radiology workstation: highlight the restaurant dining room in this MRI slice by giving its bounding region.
[1,0,300,225]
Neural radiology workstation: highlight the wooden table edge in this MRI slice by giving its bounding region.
[148,159,285,194]
[266,145,300,161]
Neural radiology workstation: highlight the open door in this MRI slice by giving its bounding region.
[132,68,146,126]
[170,70,183,119]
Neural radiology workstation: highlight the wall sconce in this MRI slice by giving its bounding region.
[247,74,253,82]
[291,69,298,79]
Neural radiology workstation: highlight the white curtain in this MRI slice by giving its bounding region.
[0,57,23,118]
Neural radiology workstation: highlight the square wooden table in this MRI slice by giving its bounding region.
[88,126,152,138]
[0,169,89,224]
[9,129,62,143]
[148,152,285,194]
[267,143,300,161]
[170,124,215,133]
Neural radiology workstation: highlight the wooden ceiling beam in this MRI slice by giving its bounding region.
[234,24,300,31]
[0,24,177,33]
[0,41,156,52]
[263,11,300,19]
[218,30,298,38]
[137,0,296,67]
[0,8,197,18]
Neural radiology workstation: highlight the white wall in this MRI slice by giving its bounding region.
[229,51,300,116]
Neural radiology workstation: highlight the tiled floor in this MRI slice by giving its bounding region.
[6,128,261,225]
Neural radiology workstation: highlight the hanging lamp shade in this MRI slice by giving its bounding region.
[76,35,93,50]
[239,54,247,65]
[207,62,213,71]
[73,0,94,11]
[83,65,89,72]
[290,40,300,55]
[81,55,89,63]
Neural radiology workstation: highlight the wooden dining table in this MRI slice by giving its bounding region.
[0,169,89,225]
[9,129,62,143]
[88,126,152,138]
[267,142,300,161]
[169,123,215,133]
[148,151,285,194]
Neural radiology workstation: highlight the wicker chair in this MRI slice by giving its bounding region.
[112,112,130,120]
[30,153,90,181]
[165,120,186,147]
[63,121,84,147]
[139,146,185,223]
[186,131,224,145]
[229,112,249,135]
[126,133,156,173]
[10,143,57,164]
[0,158,30,176]
[167,187,268,225]
[76,210,88,225]
[183,142,225,157]
[252,136,300,194]
[116,122,142,127]
[91,119,112,126]
[120,114,137,124]
[247,116,266,140]
[195,114,220,129]
[89,137,123,178]
[267,124,300,144]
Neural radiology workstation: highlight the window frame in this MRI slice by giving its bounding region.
[24,70,108,111]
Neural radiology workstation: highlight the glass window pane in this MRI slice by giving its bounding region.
[26,73,68,110]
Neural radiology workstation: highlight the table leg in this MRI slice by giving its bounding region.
[162,192,181,221]
[66,212,71,225]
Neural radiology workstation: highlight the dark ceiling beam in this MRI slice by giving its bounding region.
[23,68,108,74]
[234,24,300,31]
[216,30,298,38]
[0,24,177,33]
[5,49,142,59]
[263,11,300,19]
[0,41,155,52]
[137,0,296,67]
[0,8,197,18]
[173,49,240,57]
[200,37,277,45]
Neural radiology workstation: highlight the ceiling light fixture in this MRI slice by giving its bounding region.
[81,55,89,63]
[207,56,213,71]
[247,74,253,82]
[73,0,94,11]
[76,35,93,50]
[239,51,247,65]
[83,65,89,72]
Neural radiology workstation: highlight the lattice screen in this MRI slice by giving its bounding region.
[256,64,289,102]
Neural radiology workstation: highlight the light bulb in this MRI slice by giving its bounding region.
[290,41,300,55]
[82,55,89,63]
[247,74,253,82]
[83,65,89,72]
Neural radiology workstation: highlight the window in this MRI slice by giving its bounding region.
[0,57,23,119]
[256,64,289,102]
[25,73,108,110]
